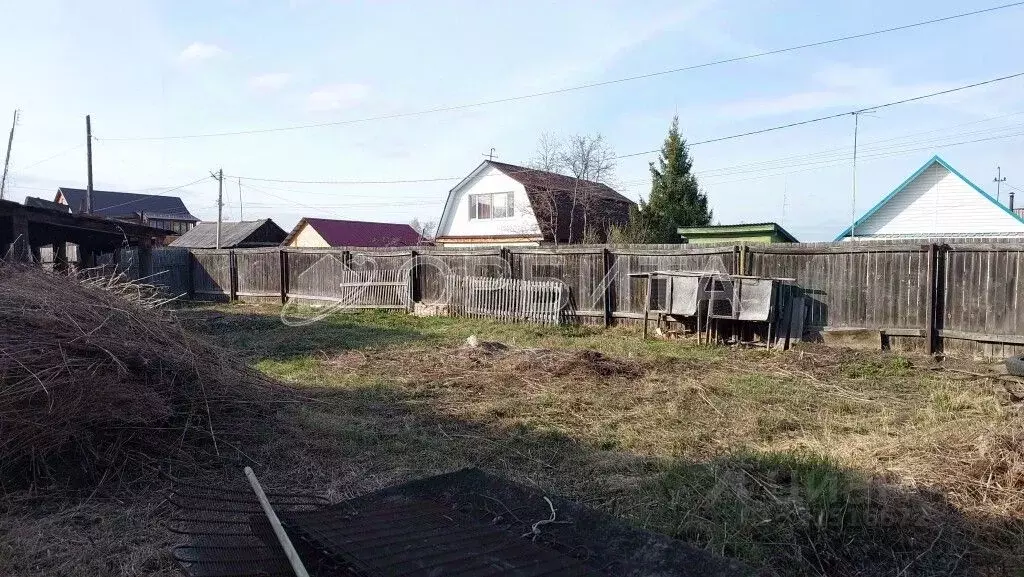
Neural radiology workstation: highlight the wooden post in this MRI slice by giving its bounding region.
[924,243,938,355]
[185,250,195,299]
[500,247,514,278]
[279,249,288,304]
[602,247,613,327]
[732,244,741,276]
[642,274,652,339]
[408,249,419,311]
[85,115,94,214]
[53,242,68,274]
[79,245,96,269]
[228,250,238,302]
[9,213,30,262]
[137,237,152,280]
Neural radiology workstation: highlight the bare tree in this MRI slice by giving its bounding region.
[527,133,618,245]
[531,132,563,173]
[559,133,616,184]
[409,218,437,243]
[559,133,615,240]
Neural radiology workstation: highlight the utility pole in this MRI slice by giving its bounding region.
[850,112,860,239]
[211,168,223,249]
[237,177,244,221]
[0,110,18,201]
[85,115,94,213]
[994,166,1007,203]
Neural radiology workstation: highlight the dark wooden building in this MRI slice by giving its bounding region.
[1,199,169,269]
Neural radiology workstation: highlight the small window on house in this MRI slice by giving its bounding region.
[469,192,514,219]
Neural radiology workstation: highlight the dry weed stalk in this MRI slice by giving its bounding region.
[0,262,289,490]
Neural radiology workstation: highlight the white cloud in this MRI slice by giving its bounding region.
[307,83,370,111]
[250,72,291,90]
[179,41,225,61]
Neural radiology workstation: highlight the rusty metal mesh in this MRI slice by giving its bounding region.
[167,477,342,577]
[168,477,604,577]
[280,497,603,577]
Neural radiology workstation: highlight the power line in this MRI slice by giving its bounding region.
[8,143,85,174]
[696,110,1024,176]
[97,2,1024,142]
[700,129,1024,186]
[97,175,212,213]
[226,71,1024,185]
[617,71,1024,158]
[697,121,1024,179]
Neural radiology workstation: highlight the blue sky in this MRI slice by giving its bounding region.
[2,0,1023,240]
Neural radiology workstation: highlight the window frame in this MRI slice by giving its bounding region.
[469,191,514,220]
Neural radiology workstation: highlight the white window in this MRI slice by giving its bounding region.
[469,192,513,219]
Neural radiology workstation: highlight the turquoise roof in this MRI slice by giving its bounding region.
[834,155,1024,241]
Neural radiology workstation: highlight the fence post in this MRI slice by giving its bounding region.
[278,249,288,304]
[185,250,195,299]
[136,237,152,280]
[500,247,514,278]
[408,249,419,312]
[602,247,613,327]
[925,243,938,355]
[229,250,238,302]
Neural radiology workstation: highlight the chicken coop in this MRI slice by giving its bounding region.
[630,270,803,349]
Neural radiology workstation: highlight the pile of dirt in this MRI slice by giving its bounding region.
[517,348,647,378]
[333,343,648,383]
[0,263,287,490]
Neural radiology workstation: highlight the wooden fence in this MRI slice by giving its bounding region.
[135,240,1024,357]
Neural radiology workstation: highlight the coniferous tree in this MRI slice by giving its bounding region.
[638,116,712,242]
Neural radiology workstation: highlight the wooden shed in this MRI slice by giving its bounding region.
[170,219,287,248]
[677,222,798,245]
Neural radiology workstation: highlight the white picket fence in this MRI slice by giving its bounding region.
[444,275,568,325]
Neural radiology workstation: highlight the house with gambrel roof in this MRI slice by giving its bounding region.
[836,156,1024,240]
[434,160,635,247]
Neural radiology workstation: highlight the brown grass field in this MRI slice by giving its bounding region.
[3,304,1023,576]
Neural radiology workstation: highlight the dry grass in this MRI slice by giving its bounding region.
[4,303,1024,576]
[0,263,291,490]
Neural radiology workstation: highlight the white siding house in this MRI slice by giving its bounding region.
[836,156,1024,240]
[435,160,635,247]
[435,162,544,247]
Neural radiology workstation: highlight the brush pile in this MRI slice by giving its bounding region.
[0,262,285,489]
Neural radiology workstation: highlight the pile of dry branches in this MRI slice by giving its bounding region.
[0,262,286,490]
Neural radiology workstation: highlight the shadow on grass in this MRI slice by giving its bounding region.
[244,379,1022,577]
[178,305,1022,576]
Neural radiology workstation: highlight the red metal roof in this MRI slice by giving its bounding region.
[298,217,422,247]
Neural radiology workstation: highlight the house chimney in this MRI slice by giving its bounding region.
[1011,190,1016,213]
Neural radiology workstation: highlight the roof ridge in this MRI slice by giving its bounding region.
[834,155,1024,240]
[486,160,608,187]
[306,216,416,227]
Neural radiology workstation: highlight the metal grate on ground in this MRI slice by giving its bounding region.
[281,497,605,577]
[167,477,338,577]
